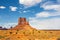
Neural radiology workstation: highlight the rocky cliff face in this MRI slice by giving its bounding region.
[18,17,29,25]
[10,17,33,30]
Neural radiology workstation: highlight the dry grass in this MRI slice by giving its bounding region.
[0,29,60,40]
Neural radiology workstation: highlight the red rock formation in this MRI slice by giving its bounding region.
[10,17,32,30]
[18,17,29,25]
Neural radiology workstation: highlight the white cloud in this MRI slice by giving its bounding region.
[39,1,60,17]
[0,6,6,9]
[36,12,51,18]
[19,10,31,14]
[35,11,60,18]
[41,1,60,11]
[42,5,60,11]
[23,10,30,13]
[23,11,27,13]
[29,18,60,30]
[29,1,60,30]
[19,0,42,7]
[10,6,17,11]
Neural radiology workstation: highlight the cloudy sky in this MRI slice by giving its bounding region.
[0,0,60,29]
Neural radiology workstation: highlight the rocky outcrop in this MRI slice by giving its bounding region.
[0,26,7,30]
[10,17,33,30]
[18,17,29,25]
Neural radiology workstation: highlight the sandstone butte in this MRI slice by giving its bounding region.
[0,17,60,40]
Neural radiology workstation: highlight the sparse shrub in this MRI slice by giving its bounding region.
[57,38,60,40]
[16,32,18,34]
[50,32,52,33]
[15,30,19,34]
[23,32,25,34]
[17,30,19,31]
[29,39,31,40]
[0,35,5,39]
[10,32,12,34]
[38,31,40,33]
[17,37,20,38]
[45,32,47,33]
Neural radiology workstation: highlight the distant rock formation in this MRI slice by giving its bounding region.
[0,26,7,30]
